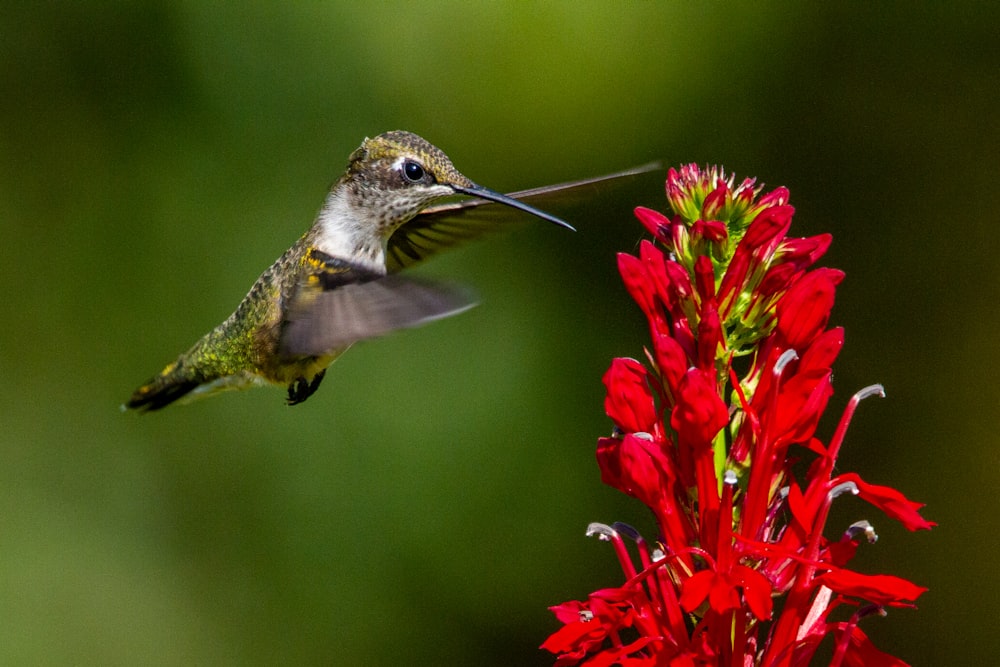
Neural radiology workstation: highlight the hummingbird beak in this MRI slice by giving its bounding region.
[451,184,576,231]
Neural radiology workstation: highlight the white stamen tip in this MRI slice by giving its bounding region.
[828,481,859,500]
[775,349,799,374]
[855,384,886,401]
[845,520,878,544]
[585,522,617,541]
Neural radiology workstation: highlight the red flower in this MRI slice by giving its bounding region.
[679,562,774,621]
[603,358,659,435]
[544,165,933,667]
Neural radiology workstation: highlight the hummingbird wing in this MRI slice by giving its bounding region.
[279,250,475,357]
[385,161,663,272]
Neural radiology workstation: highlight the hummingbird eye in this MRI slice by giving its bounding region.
[402,160,427,184]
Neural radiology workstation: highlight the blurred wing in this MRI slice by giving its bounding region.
[279,250,476,357]
[385,161,663,272]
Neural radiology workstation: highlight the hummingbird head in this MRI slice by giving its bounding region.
[343,131,574,237]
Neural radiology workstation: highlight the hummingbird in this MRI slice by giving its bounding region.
[126,130,591,411]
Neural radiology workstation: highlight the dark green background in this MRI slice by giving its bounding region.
[2,3,995,664]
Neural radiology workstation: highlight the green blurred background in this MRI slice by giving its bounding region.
[1,2,996,664]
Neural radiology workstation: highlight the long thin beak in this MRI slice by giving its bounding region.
[451,184,576,231]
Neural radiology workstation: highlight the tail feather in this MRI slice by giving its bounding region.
[125,362,202,412]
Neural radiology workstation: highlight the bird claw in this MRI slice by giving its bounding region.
[286,370,326,406]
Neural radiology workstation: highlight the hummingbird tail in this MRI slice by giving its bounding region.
[125,360,202,412]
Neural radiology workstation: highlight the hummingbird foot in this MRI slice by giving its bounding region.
[287,370,326,406]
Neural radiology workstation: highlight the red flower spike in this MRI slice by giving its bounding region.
[543,164,930,667]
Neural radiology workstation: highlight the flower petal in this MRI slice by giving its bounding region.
[679,570,715,612]
[775,268,844,351]
[634,206,673,245]
[733,565,774,620]
[603,358,658,434]
[841,626,910,667]
[836,472,936,531]
[670,369,727,449]
[815,568,928,607]
[651,331,689,399]
[597,433,675,511]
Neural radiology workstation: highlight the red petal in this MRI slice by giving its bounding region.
[797,327,844,374]
[651,332,688,399]
[618,252,668,336]
[756,262,798,299]
[634,206,672,245]
[756,187,789,208]
[670,369,728,449]
[717,249,750,317]
[773,368,833,445]
[696,303,722,373]
[708,573,741,613]
[540,619,604,655]
[777,233,832,271]
[549,600,588,625]
[741,204,794,255]
[679,570,714,612]
[603,358,658,434]
[596,437,625,490]
[733,565,774,620]
[841,626,911,667]
[702,181,729,219]
[815,568,927,606]
[836,472,936,531]
[785,482,817,537]
[597,433,675,509]
[694,255,716,302]
[775,268,844,351]
[663,259,694,320]
[692,219,728,244]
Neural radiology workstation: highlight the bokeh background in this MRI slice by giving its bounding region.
[2,3,996,664]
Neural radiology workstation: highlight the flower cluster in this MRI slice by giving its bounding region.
[542,166,934,666]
